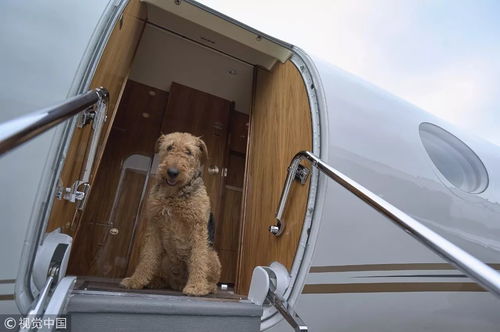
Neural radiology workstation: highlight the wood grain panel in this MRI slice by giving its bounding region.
[69,81,168,277]
[131,84,237,278]
[236,61,312,294]
[87,169,147,276]
[226,153,246,188]
[47,0,146,234]
[229,111,249,154]
[162,82,232,222]
[126,156,159,276]
[218,249,237,283]
[125,0,147,20]
[126,178,154,276]
[215,111,248,284]
[217,187,243,283]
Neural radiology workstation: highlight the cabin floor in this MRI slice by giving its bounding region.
[74,276,243,301]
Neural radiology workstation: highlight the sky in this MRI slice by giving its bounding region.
[202,0,500,146]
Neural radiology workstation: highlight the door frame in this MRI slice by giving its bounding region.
[236,50,325,328]
[260,50,325,328]
[14,0,131,313]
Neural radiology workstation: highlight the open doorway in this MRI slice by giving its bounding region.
[69,78,250,288]
[48,0,313,298]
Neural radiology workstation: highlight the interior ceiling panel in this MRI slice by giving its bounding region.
[129,24,254,114]
[142,0,292,70]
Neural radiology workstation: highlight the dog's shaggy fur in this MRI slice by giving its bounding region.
[121,132,221,296]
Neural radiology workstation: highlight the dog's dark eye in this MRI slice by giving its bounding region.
[185,149,193,156]
[166,145,174,152]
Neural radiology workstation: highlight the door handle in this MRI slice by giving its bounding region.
[208,165,219,175]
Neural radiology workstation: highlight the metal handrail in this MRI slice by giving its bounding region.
[0,88,109,156]
[270,150,500,298]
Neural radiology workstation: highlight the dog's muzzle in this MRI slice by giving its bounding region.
[166,167,179,186]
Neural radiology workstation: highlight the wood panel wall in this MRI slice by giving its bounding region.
[236,61,312,294]
[47,0,146,235]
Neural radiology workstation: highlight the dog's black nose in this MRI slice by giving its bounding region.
[167,167,179,178]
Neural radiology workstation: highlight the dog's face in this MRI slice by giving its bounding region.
[156,132,208,188]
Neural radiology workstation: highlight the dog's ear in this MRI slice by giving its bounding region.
[155,134,166,153]
[197,137,209,163]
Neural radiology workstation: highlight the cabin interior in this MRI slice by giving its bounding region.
[47,0,313,299]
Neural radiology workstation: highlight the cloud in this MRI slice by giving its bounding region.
[401,59,495,121]
[202,0,500,145]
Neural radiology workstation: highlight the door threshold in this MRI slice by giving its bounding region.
[74,276,244,302]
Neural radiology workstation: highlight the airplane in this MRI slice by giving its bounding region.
[0,0,499,331]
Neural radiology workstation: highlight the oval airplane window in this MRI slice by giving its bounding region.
[419,122,489,194]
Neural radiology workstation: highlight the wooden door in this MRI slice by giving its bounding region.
[163,82,232,222]
[216,111,249,284]
[69,81,168,277]
[46,0,145,235]
[236,61,312,294]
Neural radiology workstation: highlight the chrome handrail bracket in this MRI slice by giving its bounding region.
[271,157,308,236]
[0,87,109,157]
[270,151,500,298]
[54,87,108,212]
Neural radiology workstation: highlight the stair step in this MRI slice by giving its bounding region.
[68,290,262,332]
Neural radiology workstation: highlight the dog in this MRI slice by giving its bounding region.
[121,132,221,296]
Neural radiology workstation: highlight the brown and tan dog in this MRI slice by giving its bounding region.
[121,132,221,296]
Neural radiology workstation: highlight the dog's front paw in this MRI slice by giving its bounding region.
[120,277,145,289]
[182,283,212,296]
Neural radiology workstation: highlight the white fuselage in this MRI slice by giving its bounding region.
[1,1,499,331]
